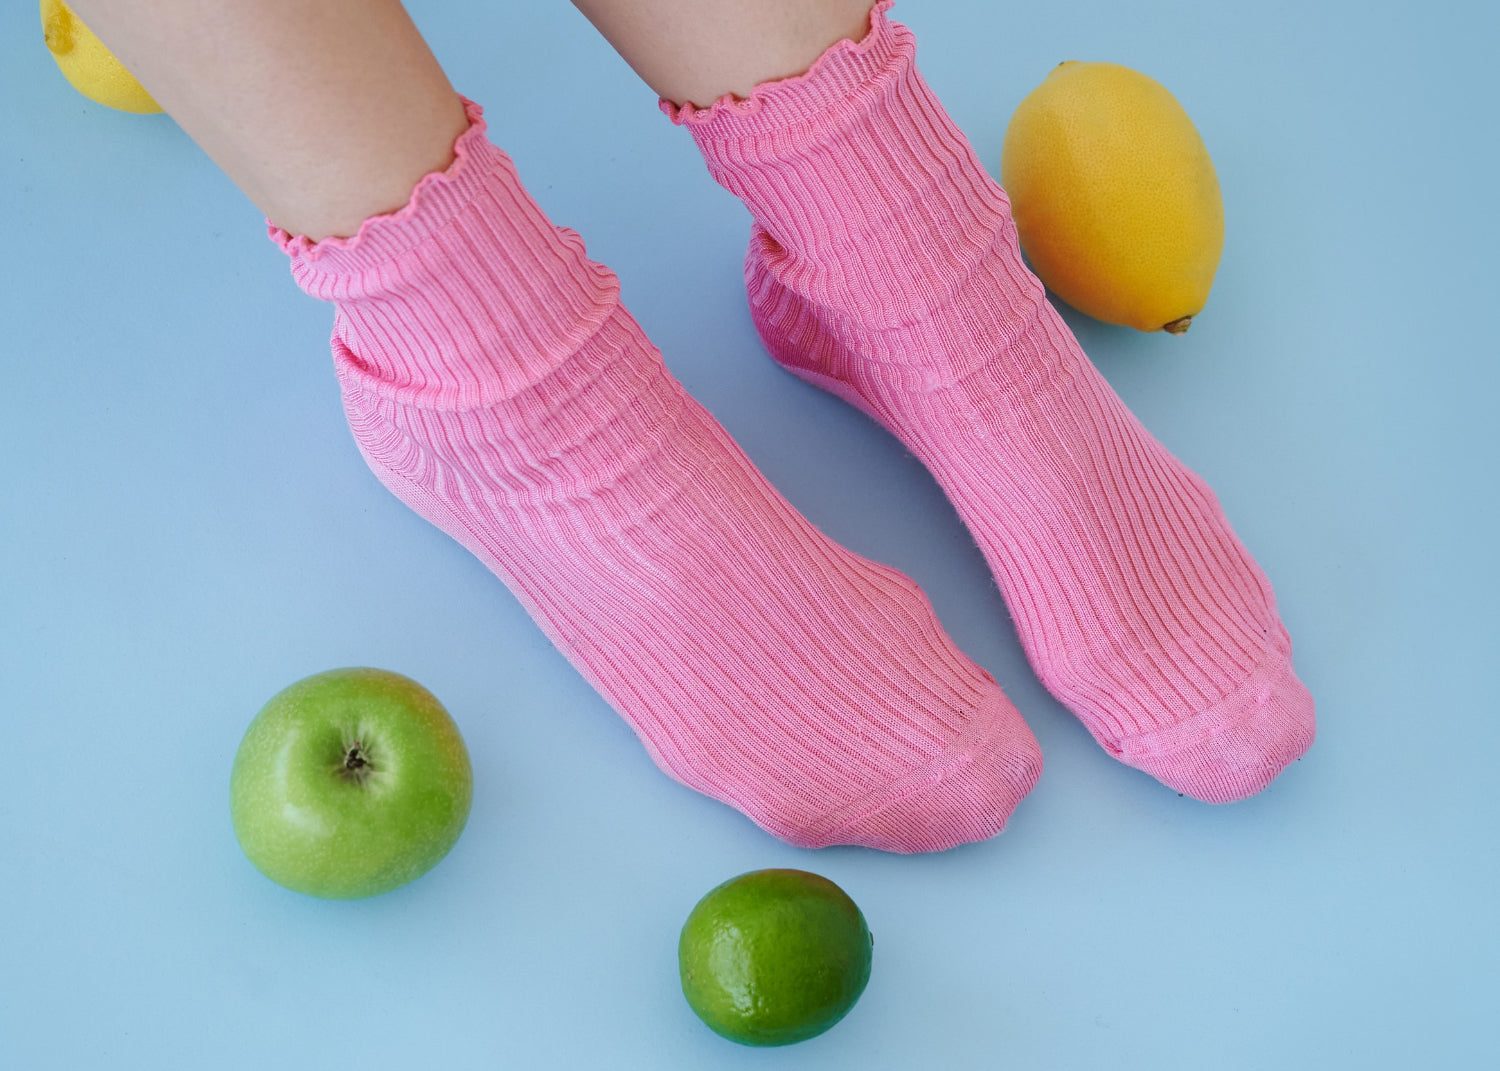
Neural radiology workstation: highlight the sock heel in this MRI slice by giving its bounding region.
[746,267,891,425]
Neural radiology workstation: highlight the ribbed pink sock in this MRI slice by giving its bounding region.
[270,99,1041,851]
[666,2,1314,802]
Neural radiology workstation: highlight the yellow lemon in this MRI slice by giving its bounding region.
[42,0,161,114]
[1001,62,1222,334]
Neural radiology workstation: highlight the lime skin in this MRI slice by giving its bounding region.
[679,869,873,1046]
[229,668,473,899]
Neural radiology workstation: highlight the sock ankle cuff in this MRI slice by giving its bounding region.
[658,0,907,143]
[268,97,502,287]
[268,95,622,411]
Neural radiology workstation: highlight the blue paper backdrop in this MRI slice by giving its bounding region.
[3,1,1496,1067]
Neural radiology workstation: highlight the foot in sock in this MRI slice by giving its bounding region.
[270,99,1042,852]
[667,1,1314,803]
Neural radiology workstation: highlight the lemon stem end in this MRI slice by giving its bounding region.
[44,11,76,56]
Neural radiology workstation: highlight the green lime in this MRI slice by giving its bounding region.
[678,869,873,1046]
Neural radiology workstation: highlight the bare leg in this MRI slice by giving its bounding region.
[570,0,873,106]
[67,0,467,240]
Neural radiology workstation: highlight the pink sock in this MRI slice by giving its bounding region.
[666,2,1314,802]
[270,99,1041,851]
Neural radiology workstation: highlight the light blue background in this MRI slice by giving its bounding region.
[3,1,1496,1067]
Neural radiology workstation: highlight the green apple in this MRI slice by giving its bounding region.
[230,667,473,899]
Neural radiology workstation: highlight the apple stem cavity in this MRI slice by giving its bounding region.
[339,742,374,785]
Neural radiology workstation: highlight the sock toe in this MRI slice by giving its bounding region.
[789,689,1043,853]
[1120,659,1316,804]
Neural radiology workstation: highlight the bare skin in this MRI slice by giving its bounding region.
[570,0,874,106]
[69,1,874,239]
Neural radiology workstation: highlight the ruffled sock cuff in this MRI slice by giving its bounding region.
[264,94,622,411]
[657,1,905,141]
[267,96,499,287]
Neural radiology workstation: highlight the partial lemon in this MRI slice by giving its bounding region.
[1002,61,1223,334]
[42,0,161,114]
[679,869,873,1046]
